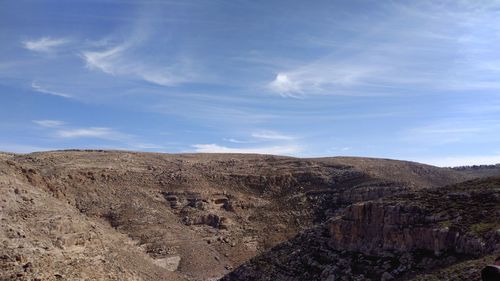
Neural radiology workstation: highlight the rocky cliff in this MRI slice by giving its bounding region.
[222,177,500,281]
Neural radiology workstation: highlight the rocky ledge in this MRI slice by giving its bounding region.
[222,177,500,281]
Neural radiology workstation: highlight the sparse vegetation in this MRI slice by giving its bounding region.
[470,222,498,236]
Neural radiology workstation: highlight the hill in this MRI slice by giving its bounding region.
[0,150,497,280]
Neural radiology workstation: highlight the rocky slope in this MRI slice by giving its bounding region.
[0,150,495,280]
[0,152,186,281]
[222,177,500,281]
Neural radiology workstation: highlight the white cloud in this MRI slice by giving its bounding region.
[267,63,379,97]
[31,81,72,98]
[75,5,198,86]
[55,127,127,140]
[33,120,65,128]
[33,120,163,150]
[268,73,303,97]
[192,143,302,155]
[23,37,69,52]
[223,138,253,144]
[81,42,193,86]
[82,45,125,75]
[251,130,296,141]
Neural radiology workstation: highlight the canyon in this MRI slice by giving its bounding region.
[0,150,498,280]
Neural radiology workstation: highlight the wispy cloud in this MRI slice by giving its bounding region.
[77,3,199,86]
[55,127,128,140]
[152,98,277,124]
[31,119,168,151]
[403,118,500,144]
[192,143,302,155]
[223,138,253,144]
[31,81,72,98]
[33,120,65,128]
[251,130,296,141]
[23,37,69,53]
[81,42,196,86]
[268,64,378,97]
[266,2,500,97]
[82,45,125,75]
[33,119,127,140]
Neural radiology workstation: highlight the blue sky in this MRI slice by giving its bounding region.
[1,0,500,166]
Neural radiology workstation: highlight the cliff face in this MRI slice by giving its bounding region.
[329,202,496,257]
[223,177,500,281]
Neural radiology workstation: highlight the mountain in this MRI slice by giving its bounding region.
[0,150,497,280]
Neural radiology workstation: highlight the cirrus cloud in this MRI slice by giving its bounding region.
[31,81,72,98]
[55,127,127,140]
[23,37,69,53]
[81,41,196,86]
[251,130,296,141]
[32,120,65,128]
[192,143,302,155]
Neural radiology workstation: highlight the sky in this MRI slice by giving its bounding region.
[1,0,500,167]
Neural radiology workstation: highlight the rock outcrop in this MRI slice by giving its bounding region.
[222,177,500,281]
[329,202,496,256]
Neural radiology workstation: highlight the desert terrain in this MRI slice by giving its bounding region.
[0,150,498,280]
